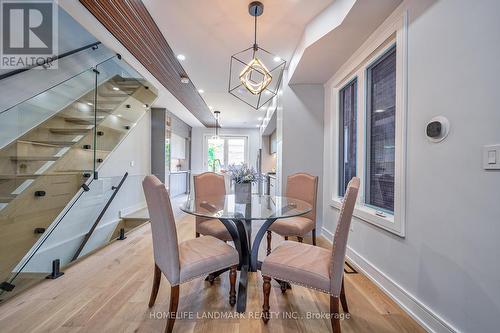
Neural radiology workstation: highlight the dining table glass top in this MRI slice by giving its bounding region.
[180,194,312,220]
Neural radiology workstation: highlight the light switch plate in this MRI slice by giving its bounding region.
[488,150,496,164]
[483,145,500,170]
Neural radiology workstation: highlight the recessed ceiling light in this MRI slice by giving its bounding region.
[180,75,190,84]
[258,117,263,120]
[177,54,186,61]
[143,104,148,108]
[87,102,93,106]
[112,87,120,91]
[273,56,282,62]
[117,114,122,117]
[375,109,386,113]
[198,89,204,94]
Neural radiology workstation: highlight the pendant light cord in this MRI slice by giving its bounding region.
[253,6,258,57]
[254,11,257,46]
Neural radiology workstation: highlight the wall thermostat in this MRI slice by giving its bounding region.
[426,116,449,142]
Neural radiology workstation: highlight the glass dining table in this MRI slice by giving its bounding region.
[181,194,312,312]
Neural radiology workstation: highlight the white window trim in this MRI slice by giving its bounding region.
[328,9,408,237]
[202,135,250,170]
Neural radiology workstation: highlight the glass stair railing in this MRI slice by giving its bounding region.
[0,55,157,302]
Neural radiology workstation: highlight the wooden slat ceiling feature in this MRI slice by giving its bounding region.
[79,0,215,127]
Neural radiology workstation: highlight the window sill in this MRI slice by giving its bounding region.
[330,198,404,237]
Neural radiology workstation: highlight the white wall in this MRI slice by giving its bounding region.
[279,71,325,228]
[191,127,261,174]
[322,1,500,332]
[261,135,277,173]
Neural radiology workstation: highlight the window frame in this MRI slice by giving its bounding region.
[338,77,358,197]
[203,135,250,171]
[329,11,407,237]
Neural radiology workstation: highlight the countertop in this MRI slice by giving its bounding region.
[263,172,276,179]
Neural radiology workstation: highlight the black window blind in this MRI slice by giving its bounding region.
[366,46,396,212]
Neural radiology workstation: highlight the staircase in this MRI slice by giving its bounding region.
[0,55,157,301]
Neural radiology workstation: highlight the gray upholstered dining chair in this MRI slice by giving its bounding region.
[261,177,360,333]
[143,175,239,333]
[193,172,232,241]
[266,172,318,254]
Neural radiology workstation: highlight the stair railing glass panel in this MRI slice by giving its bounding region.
[0,55,158,302]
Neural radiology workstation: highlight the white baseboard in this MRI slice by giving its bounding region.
[119,201,147,218]
[321,227,458,333]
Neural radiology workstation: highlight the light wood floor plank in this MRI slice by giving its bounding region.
[0,213,425,332]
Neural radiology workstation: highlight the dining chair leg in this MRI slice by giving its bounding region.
[148,263,161,307]
[297,236,303,243]
[166,285,180,333]
[340,276,349,314]
[266,231,272,256]
[229,265,237,306]
[195,232,200,238]
[262,276,271,324]
[312,228,317,246]
[330,295,341,333]
[280,281,288,294]
[284,236,288,241]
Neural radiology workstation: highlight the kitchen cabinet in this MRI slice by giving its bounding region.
[265,174,276,196]
[269,175,276,197]
[171,133,186,159]
[269,130,277,154]
[152,108,191,191]
[170,171,188,197]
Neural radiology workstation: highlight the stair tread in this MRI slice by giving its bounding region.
[0,172,86,179]
[16,140,61,148]
[122,207,149,221]
[76,148,111,153]
[49,128,91,134]
[63,116,105,125]
[0,195,16,202]
[28,140,77,146]
[10,156,59,161]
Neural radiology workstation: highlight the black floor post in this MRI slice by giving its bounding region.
[46,259,64,279]
[117,228,127,240]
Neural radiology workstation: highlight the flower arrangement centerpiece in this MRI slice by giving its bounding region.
[227,163,261,203]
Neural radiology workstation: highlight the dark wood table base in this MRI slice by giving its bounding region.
[217,217,277,313]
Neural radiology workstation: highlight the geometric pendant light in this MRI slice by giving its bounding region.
[228,1,286,110]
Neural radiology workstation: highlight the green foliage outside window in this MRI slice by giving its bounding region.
[207,146,215,170]
[165,140,170,170]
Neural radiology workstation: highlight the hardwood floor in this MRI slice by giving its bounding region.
[0,213,425,333]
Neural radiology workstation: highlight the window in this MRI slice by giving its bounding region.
[338,78,357,197]
[227,138,246,165]
[207,138,225,172]
[330,11,407,236]
[366,46,396,213]
[205,136,248,172]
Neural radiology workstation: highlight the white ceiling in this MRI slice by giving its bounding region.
[289,0,402,84]
[143,0,333,128]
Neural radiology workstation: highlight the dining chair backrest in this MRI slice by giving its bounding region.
[142,175,180,285]
[285,173,318,222]
[193,172,226,198]
[193,172,226,224]
[329,177,359,297]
